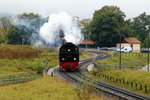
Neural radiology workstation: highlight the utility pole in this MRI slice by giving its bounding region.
[146,25,150,71]
[85,34,88,51]
[119,33,122,70]
[148,33,149,71]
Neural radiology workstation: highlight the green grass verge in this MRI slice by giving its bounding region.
[0,52,59,74]
[80,52,92,60]
[0,76,101,100]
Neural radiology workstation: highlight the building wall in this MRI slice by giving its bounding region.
[132,44,141,52]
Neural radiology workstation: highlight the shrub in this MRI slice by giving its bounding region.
[0,45,40,59]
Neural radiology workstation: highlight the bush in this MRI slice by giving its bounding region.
[0,45,40,59]
[26,59,44,74]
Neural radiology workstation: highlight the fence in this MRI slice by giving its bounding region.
[94,62,142,71]
[97,73,149,93]
[0,74,42,86]
[112,52,148,57]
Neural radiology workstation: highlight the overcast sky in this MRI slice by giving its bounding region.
[0,0,150,19]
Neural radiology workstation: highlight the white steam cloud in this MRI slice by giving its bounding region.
[38,12,84,46]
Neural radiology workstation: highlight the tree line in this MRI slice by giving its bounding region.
[0,5,150,47]
[0,13,46,45]
[80,6,150,48]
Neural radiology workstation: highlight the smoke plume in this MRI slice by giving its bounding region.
[35,12,84,46]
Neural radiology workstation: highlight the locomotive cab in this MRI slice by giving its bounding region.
[59,42,79,71]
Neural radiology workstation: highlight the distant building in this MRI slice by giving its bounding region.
[79,40,96,48]
[116,37,141,52]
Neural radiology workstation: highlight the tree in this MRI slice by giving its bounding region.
[90,6,131,47]
[7,25,32,44]
[7,12,45,45]
[80,19,91,40]
[17,12,43,30]
[0,17,13,43]
[143,35,150,48]
[130,12,150,46]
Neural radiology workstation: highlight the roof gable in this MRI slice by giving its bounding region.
[123,37,141,44]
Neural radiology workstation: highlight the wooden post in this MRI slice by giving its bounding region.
[135,83,137,88]
[123,79,125,84]
[43,60,49,75]
[119,79,121,83]
[145,85,147,93]
[116,79,118,83]
[110,77,112,81]
[140,84,142,90]
[131,82,133,87]
[127,81,129,85]
[51,72,54,77]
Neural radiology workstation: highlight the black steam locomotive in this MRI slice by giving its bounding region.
[59,42,79,71]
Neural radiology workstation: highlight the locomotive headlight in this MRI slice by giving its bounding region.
[62,58,65,60]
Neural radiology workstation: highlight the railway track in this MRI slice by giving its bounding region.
[56,51,150,100]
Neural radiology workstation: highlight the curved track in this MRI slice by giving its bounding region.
[54,51,150,100]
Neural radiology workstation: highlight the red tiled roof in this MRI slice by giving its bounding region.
[123,37,141,44]
[79,40,96,45]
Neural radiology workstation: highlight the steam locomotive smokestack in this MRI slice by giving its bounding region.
[59,29,67,45]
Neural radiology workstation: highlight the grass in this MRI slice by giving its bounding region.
[0,72,34,79]
[96,52,147,70]
[99,50,116,55]
[0,76,102,100]
[0,52,58,74]
[80,52,92,60]
[90,69,150,95]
